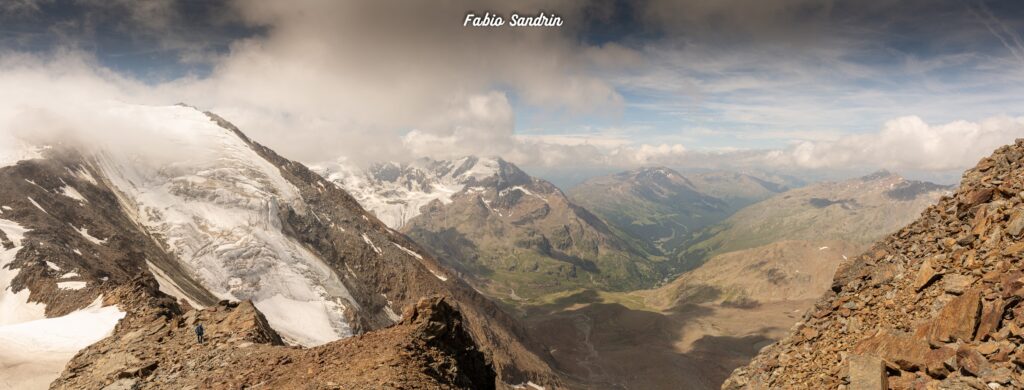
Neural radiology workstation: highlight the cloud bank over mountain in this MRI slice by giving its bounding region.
[1,0,1023,182]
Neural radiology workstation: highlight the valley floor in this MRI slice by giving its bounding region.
[514,289,813,389]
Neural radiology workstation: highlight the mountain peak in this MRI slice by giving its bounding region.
[859,169,898,181]
[323,155,535,228]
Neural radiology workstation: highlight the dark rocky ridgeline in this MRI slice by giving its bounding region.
[55,275,497,390]
[724,140,1024,389]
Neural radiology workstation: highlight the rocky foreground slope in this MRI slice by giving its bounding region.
[54,277,494,390]
[725,141,1024,389]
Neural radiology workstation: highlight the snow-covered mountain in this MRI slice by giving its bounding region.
[0,104,556,388]
[324,156,663,299]
[314,156,509,228]
[93,105,362,346]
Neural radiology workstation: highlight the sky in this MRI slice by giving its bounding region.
[1,0,1024,186]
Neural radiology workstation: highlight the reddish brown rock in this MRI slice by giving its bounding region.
[956,345,989,377]
[942,273,973,295]
[848,354,887,390]
[975,298,1005,341]
[1001,242,1024,256]
[923,346,957,377]
[917,289,981,343]
[972,208,990,236]
[724,140,1024,390]
[962,188,994,209]
[1006,210,1024,237]
[913,258,940,292]
[853,331,931,372]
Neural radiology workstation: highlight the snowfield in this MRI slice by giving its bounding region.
[0,297,124,390]
[0,219,45,326]
[95,104,357,346]
[0,220,124,389]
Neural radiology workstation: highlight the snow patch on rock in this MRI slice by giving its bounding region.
[393,243,423,260]
[27,197,47,214]
[56,281,86,290]
[362,233,382,255]
[71,225,106,245]
[146,261,204,309]
[58,181,87,203]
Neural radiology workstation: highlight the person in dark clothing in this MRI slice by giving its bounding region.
[195,323,205,344]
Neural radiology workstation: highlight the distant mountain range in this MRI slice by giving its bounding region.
[322,157,668,299]
[568,167,790,257]
[649,170,951,309]
[319,158,954,389]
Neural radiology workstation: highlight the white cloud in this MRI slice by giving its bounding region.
[766,115,1024,171]
[151,0,631,164]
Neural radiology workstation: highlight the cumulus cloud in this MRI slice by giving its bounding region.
[766,115,1024,172]
[153,0,632,164]
[0,52,230,167]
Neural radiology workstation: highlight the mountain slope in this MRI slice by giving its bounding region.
[684,171,794,210]
[676,170,950,269]
[568,167,733,255]
[327,157,658,299]
[726,140,1024,389]
[651,171,948,319]
[539,171,946,389]
[0,104,556,388]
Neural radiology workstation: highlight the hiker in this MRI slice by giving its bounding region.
[195,322,205,344]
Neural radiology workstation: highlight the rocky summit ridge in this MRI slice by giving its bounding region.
[54,276,495,390]
[724,139,1024,389]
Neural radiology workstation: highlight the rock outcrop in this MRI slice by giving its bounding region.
[724,140,1024,389]
[54,277,496,390]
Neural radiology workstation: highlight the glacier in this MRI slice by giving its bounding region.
[95,104,358,346]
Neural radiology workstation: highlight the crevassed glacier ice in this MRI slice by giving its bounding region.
[96,104,356,346]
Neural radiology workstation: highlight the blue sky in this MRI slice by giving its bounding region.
[2,0,1024,184]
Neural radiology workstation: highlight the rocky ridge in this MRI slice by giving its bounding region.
[724,140,1024,389]
[54,276,495,390]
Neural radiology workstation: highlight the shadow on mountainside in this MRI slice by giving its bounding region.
[522,289,800,390]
